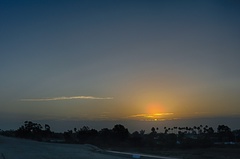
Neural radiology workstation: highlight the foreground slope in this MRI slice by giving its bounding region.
[0,135,127,159]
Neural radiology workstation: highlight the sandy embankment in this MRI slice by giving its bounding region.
[0,135,128,159]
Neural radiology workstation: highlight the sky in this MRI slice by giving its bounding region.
[1,0,240,132]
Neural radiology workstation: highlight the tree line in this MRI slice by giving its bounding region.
[1,121,240,149]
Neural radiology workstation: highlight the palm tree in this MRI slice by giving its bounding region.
[151,127,156,133]
[164,127,168,134]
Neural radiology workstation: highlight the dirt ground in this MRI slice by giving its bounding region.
[1,136,239,159]
[166,147,240,159]
[110,146,240,159]
[0,136,129,159]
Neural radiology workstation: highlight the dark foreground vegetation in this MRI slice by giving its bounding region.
[1,121,240,158]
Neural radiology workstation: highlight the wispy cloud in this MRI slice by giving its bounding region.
[21,96,113,102]
[126,113,174,121]
[128,113,173,118]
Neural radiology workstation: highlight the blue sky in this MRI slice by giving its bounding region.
[0,0,240,131]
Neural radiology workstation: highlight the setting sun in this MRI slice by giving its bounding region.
[128,101,174,121]
[146,102,163,114]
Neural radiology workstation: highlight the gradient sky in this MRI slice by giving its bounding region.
[1,0,240,131]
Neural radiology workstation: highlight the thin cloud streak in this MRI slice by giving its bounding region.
[21,96,113,102]
[128,113,173,118]
[125,113,175,121]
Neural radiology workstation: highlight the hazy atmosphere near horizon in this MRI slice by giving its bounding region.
[1,0,240,132]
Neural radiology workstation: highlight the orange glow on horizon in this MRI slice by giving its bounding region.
[124,100,175,121]
[127,112,173,121]
[146,102,164,114]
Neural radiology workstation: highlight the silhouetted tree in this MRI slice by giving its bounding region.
[151,127,156,133]
[232,129,240,142]
[164,127,168,134]
[43,124,52,139]
[98,128,113,145]
[217,125,234,142]
[63,130,74,143]
[139,129,145,136]
[77,126,98,144]
[112,124,129,141]
[130,131,143,147]
[16,121,43,140]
